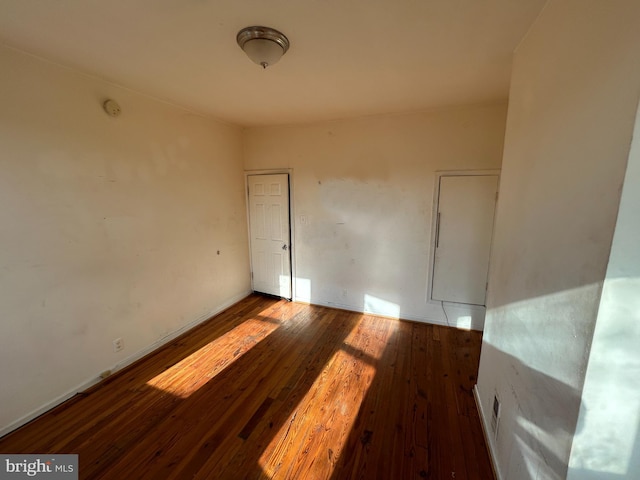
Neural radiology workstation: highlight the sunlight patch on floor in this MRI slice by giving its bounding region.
[146,313,281,399]
[259,315,389,478]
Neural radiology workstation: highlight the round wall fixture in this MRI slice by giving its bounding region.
[236,26,289,69]
[103,99,121,117]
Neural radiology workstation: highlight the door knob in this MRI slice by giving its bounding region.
[282,244,288,251]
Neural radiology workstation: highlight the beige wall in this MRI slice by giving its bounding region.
[0,46,250,435]
[244,104,506,326]
[476,1,640,478]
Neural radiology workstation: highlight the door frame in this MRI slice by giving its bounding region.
[245,169,295,300]
[426,169,501,306]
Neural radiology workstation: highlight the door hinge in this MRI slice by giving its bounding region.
[495,191,499,201]
[251,271,254,279]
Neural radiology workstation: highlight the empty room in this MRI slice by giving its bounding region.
[1,1,639,479]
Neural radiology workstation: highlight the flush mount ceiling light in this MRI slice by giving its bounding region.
[237,26,289,69]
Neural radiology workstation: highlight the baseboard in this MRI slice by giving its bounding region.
[0,290,251,439]
[296,297,481,331]
[473,385,503,480]
[0,380,95,439]
[299,298,450,326]
[108,289,252,377]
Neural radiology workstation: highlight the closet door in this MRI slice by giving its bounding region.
[432,175,498,306]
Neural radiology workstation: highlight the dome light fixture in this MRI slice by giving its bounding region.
[236,26,289,69]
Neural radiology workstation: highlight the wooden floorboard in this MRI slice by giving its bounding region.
[0,294,494,479]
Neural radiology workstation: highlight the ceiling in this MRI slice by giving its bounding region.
[0,0,547,127]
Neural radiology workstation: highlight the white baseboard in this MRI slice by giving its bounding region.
[108,290,251,377]
[302,298,448,326]
[0,380,95,440]
[0,290,251,439]
[295,298,480,330]
[474,385,503,480]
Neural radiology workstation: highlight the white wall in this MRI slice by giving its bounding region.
[0,46,250,435]
[476,1,640,479]
[567,98,640,480]
[243,104,506,327]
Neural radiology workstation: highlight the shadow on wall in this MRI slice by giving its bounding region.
[480,278,640,479]
[566,277,640,479]
[480,343,584,479]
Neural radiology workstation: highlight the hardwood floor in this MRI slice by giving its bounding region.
[0,294,494,479]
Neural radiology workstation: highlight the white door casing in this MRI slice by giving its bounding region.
[247,174,292,299]
[431,174,499,306]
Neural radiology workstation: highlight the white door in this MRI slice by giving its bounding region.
[431,175,498,305]
[247,174,292,299]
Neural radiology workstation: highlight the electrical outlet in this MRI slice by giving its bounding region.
[113,337,124,353]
